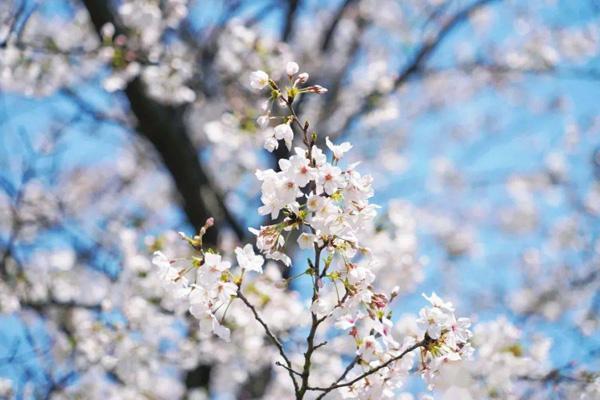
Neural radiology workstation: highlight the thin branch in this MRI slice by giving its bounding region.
[60,88,130,127]
[282,0,300,42]
[236,289,300,393]
[320,0,357,52]
[297,245,325,398]
[23,299,102,312]
[338,0,500,136]
[313,354,360,399]
[0,0,26,46]
[308,339,426,394]
[392,0,500,91]
[275,361,303,377]
[317,14,367,127]
[333,355,359,384]
[313,341,328,351]
[421,61,600,81]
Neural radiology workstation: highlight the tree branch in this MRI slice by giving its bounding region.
[79,0,244,242]
[320,0,357,52]
[392,0,500,90]
[236,289,300,394]
[282,0,300,42]
[297,245,326,398]
[421,61,600,81]
[308,339,426,395]
[338,0,500,135]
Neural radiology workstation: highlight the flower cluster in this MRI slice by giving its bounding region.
[98,1,196,103]
[249,64,374,267]
[152,221,265,342]
[423,316,557,399]
[251,62,327,153]
[252,145,375,264]
[149,62,474,399]
[416,293,473,387]
[2,2,600,398]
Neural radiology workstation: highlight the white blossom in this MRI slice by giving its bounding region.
[250,70,269,90]
[286,61,299,76]
[235,244,264,273]
[274,123,294,150]
[326,136,353,160]
[297,233,316,249]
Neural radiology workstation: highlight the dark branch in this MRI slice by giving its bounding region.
[79,0,244,242]
[282,0,300,42]
[320,0,357,52]
[392,0,500,90]
[237,289,300,394]
[338,0,500,135]
[309,340,426,395]
[421,61,600,81]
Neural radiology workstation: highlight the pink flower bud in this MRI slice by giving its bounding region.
[115,34,127,46]
[306,85,328,94]
[371,293,388,309]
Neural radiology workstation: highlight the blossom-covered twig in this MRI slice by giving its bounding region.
[152,61,474,400]
[310,339,426,397]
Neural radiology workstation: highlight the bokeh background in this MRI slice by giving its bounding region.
[1,0,599,398]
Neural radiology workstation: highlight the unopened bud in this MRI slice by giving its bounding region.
[115,34,127,47]
[296,72,309,85]
[125,50,136,62]
[371,293,387,309]
[260,100,270,112]
[101,23,115,40]
[390,286,400,300]
[286,61,299,76]
[306,85,328,94]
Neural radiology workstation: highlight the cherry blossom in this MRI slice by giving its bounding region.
[1,2,599,398]
[147,62,475,400]
[286,61,300,76]
[235,244,264,273]
[297,233,316,250]
[326,136,353,160]
[250,70,269,90]
[274,123,294,150]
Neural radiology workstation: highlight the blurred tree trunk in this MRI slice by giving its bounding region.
[80,0,243,246]
[79,0,243,392]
